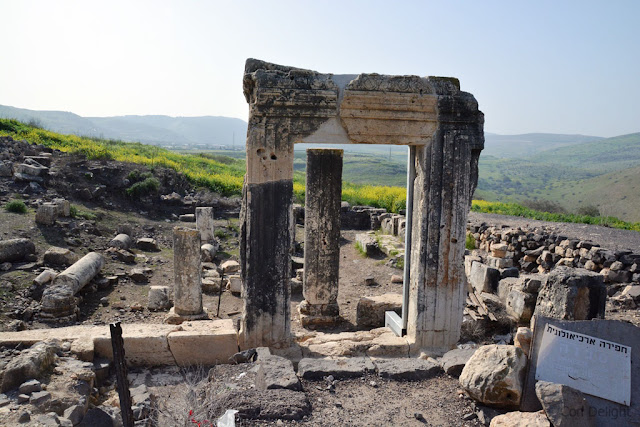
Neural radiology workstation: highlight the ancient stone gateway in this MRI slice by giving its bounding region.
[240,59,484,351]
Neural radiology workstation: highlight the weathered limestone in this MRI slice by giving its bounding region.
[459,345,527,409]
[0,238,36,263]
[240,59,483,348]
[40,252,104,320]
[535,381,594,427]
[165,227,208,323]
[52,198,70,217]
[195,207,216,243]
[109,234,132,250]
[533,267,606,326]
[148,286,171,311]
[35,203,58,225]
[43,247,79,266]
[166,319,238,366]
[299,149,343,327]
[356,293,402,328]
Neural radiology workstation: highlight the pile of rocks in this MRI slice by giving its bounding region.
[293,202,399,231]
[467,223,639,283]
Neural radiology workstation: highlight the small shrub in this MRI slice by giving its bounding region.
[126,177,160,198]
[69,204,97,220]
[465,233,476,250]
[4,200,27,214]
[126,169,153,183]
[521,199,566,214]
[214,229,229,240]
[576,205,600,217]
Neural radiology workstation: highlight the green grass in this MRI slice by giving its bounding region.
[465,233,476,250]
[471,200,640,232]
[2,118,639,232]
[4,200,27,214]
[69,204,97,220]
[355,241,368,257]
[126,177,160,198]
[0,118,245,197]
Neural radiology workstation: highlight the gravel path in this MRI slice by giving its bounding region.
[468,212,640,252]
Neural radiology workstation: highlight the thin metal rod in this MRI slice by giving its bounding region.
[401,146,416,332]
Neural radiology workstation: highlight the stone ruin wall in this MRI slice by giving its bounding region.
[240,59,484,350]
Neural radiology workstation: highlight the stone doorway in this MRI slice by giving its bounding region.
[240,59,484,353]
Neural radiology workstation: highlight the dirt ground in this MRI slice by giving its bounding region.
[146,363,482,427]
[1,147,639,426]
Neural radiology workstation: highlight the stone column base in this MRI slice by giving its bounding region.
[163,307,210,325]
[298,300,340,328]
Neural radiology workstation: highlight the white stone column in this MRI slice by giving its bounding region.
[196,207,215,243]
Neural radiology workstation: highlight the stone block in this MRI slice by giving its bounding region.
[227,275,242,294]
[469,261,500,294]
[94,324,179,366]
[202,278,222,294]
[533,267,606,322]
[356,293,402,328]
[35,203,58,225]
[221,260,240,273]
[166,320,237,367]
[487,256,513,269]
[355,232,379,256]
[136,238,159,251]
[195,207,215,243]
[44,247,79,267]
[201,243,217,262]
[505,289,536,323]
[535,381,594,427]
[210,389,311,421]
[0,238,35,263]
[255,355,301,391]
[514,327,532,357]
[148,286,171,311]
[179,214,196,222]
[459,345,527,409]
[373,358,441,380]
[440,348,477,378]
[52,198,70,217]
[500,267,519,279]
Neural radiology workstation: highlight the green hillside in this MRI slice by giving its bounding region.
[482,133,603,158]
[536,165,640,222]
[528,132,640,173]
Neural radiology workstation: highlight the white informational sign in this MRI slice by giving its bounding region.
[536,324,631,406]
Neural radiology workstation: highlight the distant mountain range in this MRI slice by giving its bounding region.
[2,103,638,221]
[0,104,247,148]
[0,104,607,158]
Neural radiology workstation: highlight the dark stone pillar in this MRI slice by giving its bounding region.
[299,149,343,327]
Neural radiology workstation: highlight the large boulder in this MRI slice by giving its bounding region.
[44,247,79,267]
[0,238,36,263]
[459,345,527,409]
[534,267,606,323]
[535,381,594,427]
[0,340,60,392]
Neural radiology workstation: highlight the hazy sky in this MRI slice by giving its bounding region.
[1,0,638,137]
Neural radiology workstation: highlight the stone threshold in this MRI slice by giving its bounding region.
[0,319,237,367]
